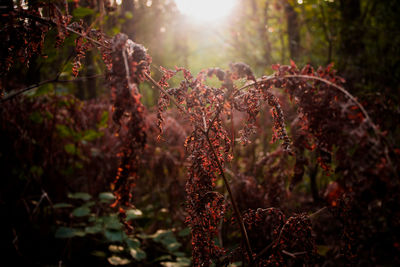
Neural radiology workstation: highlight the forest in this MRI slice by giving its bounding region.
[1,0,400,266]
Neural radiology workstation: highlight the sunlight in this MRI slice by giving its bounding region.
[174,0,238,22]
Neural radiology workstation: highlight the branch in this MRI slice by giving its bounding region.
[1,75,103,103]
[66,26,109,49]
[235,74,378,134]
[309,206,328,220]
[283,74,374,129]
[19,11,110,49]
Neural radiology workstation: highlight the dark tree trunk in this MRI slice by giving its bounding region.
[284,1,300,61]
[338,0,364,83]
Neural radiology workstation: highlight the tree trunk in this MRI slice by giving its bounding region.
[338,0,364,82]
[284,1,300,61]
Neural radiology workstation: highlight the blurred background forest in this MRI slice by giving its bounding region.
[1,0,400,266]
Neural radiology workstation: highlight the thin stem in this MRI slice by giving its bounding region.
[203,130,254,264]
[202,112,207,131]
[1,78,58,103]
[255,241,274,259]
[66,26,108,49]
[144,72,189,116]
[282,250,297,259]
[122,49,135,93]
[1,75,103,103]
[206,106,223,135]
[309,206,328,220]
[145,70,254,263]
[19,11,110,49]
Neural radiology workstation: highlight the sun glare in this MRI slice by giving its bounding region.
[174,0,238,22]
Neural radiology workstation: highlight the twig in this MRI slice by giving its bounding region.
[202,111,207,131]
[282,250,308,258]
[144,72,189,116]
[309,206,327,220]
[206,106,222,135]
[255,241,274,259]
[66,26,108,48]
[19,11,110,49]
[1,75,103,103]
[1,78,58,103]
[282,250,297,258]
[122,48,136,93]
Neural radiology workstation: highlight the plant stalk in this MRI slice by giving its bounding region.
[203,131,254,265]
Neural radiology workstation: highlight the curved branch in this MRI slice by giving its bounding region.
[235,74,378,134]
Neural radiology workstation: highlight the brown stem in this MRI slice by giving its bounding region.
[255,241,274,260]
[144,72,189,116]
[309,206,328,220]
[19,11,110,49]
[282,250,297,259]
[65,26,108,49]
[202,130,254,264]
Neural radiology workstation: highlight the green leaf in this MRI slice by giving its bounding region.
[153,255,172,263]
[176,257,191,265]
[173,252,186,257]
[126,238,140,249]
[64,143,76,155]
[73,7,95,18]
[167,242,181,252]
[83,201,95,208]
[29,111,43,124]
[55,227,76,238]
[124,11,133,19]
[68,192,92,201]
[317,245,331,256]
[73,230,87,237]
[29,165,43,177]
[112,27,121,35]
[72,206,91,217]
[160,257,191,267]
[82,129,103,141]
[98,111,109,128]
[99,192,115,202]
[104,215,122,230]
[53,203,73,209]
[130,247,146,261]
[85,224,102,234]
[148,229,180,251]
[91,250,106,258]
[105,230,125,242]
[34,84,54,96]
[56,124,73,138]
[126,209,143,220]
[107,256,131,265]
[75,161,83,169]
